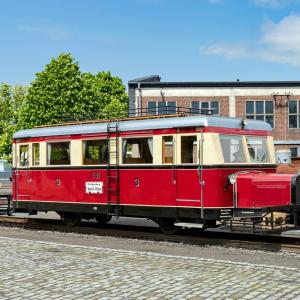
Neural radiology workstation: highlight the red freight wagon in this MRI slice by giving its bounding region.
[12,114,300,233]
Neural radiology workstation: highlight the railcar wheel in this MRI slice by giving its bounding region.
[95,214,112,224]
[61,213,81,227]
[158,218,178,234]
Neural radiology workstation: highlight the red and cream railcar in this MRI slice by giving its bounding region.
[12,115,300,232]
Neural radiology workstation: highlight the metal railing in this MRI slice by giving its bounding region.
[39,106,215,126]
[128,106,214,117]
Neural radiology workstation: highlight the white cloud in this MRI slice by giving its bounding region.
[201,14,300,67]
[252,0,286,7]
[201,44,251,59]
[17,24,70,40]
[260,14,300,66]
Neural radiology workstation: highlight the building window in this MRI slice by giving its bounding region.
[19,144,29,167]
[47,142,70,165]
[191,101,219,115]
[290,147,299,158]
[83,140,108,165]
[122,137,153,164]
[147,102,156,115]
[246,100,274,128]
[147,101,176,115]
[32,143,40,166]
[288,100,300,128]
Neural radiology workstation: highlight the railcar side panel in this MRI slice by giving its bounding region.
[119,169,176,206]
[13,167,277,211]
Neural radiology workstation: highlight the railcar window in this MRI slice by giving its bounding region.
[246,137,270,163]
[220,135,246,163]
[19,145,29,167]
[32,143,40,166]
[181,136,197,163]
[162,136,173,164]
[123,137,153,164]
[83,140,108,165]
[47,142,70,165]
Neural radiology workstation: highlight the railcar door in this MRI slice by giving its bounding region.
[15,143,32,204]
[176,131,203,218]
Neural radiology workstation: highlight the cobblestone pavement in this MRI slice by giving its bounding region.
[0,237,300,299]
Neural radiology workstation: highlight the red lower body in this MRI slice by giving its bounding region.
[12,166,288,215]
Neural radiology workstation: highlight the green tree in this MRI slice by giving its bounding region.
[0,83,27,160]
[19,53,84,128]
[20,53,129,128]
[100,98,128,119]
[79,71,128,119]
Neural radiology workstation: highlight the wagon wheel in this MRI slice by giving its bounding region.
[95,214,112,225]
[61,213,82,227]
[158,218,178,234]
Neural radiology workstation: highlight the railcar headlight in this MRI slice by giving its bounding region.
[228,174,236,185]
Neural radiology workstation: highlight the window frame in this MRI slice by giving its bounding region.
[19,144,30,168]
[288,100,300,129]
[290,146,299,158]
[245,136,270,164]
[82,139,109,165]
[32,143,40,166]
[180,135,198,164]
[190,101,220,115]
[122,136,154,165]
[47,141,71,166]
[147,101,177,115]
[218,134,272,164]
[245,100,275,128]
[219,134,247,164]
[162,135,174,164]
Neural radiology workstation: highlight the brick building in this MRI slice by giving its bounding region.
[128,75,300,156]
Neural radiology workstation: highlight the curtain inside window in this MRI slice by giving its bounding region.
[122,139,127,156]
[147,138,153,157]
[47,144,51,164]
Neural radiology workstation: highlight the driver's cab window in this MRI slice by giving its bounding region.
[19,144,29,167]
[246,136,270,163]
[219,135,246,163]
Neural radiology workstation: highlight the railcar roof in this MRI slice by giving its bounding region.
[13,115,271,139]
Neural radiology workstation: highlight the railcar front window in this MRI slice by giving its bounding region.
[220,135,246,163]
[123,137,153,164]
[47,142,70,165]
[32,143,40,166]
[246,137,269,163]
[181,136,197,163]
[162,136,173,164]
[19,145,29,167]
[83,140,108,165]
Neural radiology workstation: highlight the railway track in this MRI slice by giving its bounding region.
[0,214,300,253]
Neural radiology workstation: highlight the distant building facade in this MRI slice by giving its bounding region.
[128,75,300,156]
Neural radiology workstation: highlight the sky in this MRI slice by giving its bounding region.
[1,0,300,86]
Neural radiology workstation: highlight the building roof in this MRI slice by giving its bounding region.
[128,75,161,83]
[13,115,271,139]
[128,75,300,88]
